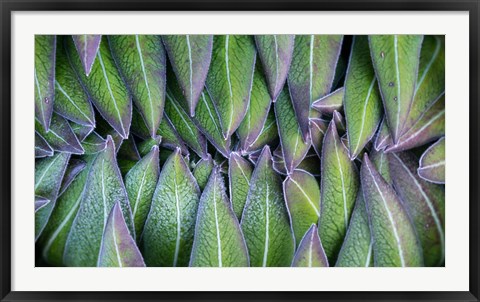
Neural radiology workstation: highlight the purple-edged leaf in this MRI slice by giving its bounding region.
[369,35,424,142]
[141,148,201,267]
[35,114,84,155]
[72,35,102,76]
[228,152,253,219]
[35,152,70,240]
[66,36,132,139]
[190,167,249,267]
[35,196,50,212]
[109,35,166,137]
[336,192,373,267]
[165,88,208,158]
[385,94,444,153]
[311,87,344,115]
[35,131,53,158]
[37,155,96,266]
[125,146,160,240]
[98,202,146,267]
[309,118,328,157]
[255,35,295,100]
[162,35,213,116]
[284,170,320,246]
[243,109,278,154]
[58,158,86,196]
[291,224,329,267]
[64,137,134,266]
[332,110,346,135]
[418,137,445,184]
[70,122,94,142]
[388,152,445,266]
[275,87,310,174]
[361,154,423,267]
[319,121,359,263]
[237,63,272,152]
[192,89,231,157]
[288,35,344,141]
[344,36,383,159]
[55,37,95,127]
[206,35,256,139]
[193,154,214,190]
[241,146,295,267]
[35,35,56,132]
[404,36,445,134]
[374,118,393,151]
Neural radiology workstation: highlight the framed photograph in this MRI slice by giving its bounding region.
[1,0,478,301]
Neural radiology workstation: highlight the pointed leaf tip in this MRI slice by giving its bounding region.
[98,202,146,267]
[291,224,329,267]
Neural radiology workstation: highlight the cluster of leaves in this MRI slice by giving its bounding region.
[35,34,445,267]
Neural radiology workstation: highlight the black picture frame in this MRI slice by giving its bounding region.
[1,0,478,301]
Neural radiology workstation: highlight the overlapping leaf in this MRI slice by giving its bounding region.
[35,35,56,132]
[291,225,329,267]
[418,137,445,184]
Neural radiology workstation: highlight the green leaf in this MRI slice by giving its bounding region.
[66,36,132,138]
[291,224,329,267]
[35,35,56,132]
[254,35,295,100]
[388,152,445,266]
[125,146,160,240]
[162,35,213,116]
[118,135,140,161]
[64,137,134,266]
[241,146,295,266]
[109,35,166,137]
[361,154,424,267]
[283,170,320,246]
[311,87,344,115]
[35,131,53,158]
[38,155,96,266]
[54,37,95,126]
[137,135,162,157]
[165,88,208,158]
[335,192,373,267]
[344,36,383,159]
[418,137,445,184]
[404,36,445,133]
[72,35,102,76]
[309,118,328,158]
[141,148,201,266]
[193,89,231,157]
[369,35,423,142]
[385,94,444,153]
[193,154,214,190]
[206,35,256,139]
[244,109,278,153]
[81,131,108,154]
[319,121,359,263]
[288,35,343,141]
[157,114,189,155]
[98,202,146,267]
[370,148,392,185]
[36,114,84,155]
[228,152,253,219]
[237,64,272,152]
[190,167,249,267]
[35,152,71,240]
[275,87,310,174]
